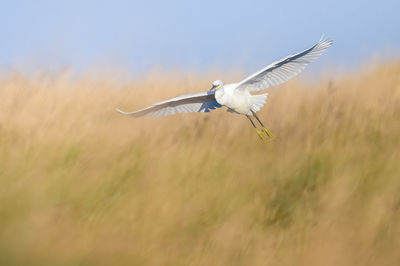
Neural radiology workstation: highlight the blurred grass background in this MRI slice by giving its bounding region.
[0,62,400,266]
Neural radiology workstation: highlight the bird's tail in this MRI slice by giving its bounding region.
[251,93,268,113]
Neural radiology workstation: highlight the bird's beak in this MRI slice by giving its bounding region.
[210,85,216,91]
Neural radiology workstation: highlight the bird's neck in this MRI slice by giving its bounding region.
[214,87,225,105]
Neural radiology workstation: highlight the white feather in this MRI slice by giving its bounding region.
[236,38,333,92]
[117,91,221,117]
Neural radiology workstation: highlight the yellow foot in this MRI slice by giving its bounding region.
[256,129,267,142]
[263,127,275,138]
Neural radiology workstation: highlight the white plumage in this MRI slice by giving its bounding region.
[118,37,332,139]
[236,38,333,92]
[117,91,221,117]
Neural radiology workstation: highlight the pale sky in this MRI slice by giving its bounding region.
[1,0,399,74]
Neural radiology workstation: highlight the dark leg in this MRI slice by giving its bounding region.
[251,111,274,138]
[251,111,265,127]
[247,115,266,141]
[246,115,257,128]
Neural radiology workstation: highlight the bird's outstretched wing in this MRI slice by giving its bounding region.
[236,38,333,92]
[117,91,222,117]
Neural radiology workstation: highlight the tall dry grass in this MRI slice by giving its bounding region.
[0,62,400,266]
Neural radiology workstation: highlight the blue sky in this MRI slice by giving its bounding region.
[0,0,399,75]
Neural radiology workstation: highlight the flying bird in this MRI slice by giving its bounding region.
[117,38,332,141]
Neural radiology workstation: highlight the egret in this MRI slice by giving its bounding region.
[117,38,332,141]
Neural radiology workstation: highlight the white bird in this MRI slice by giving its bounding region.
[118,38,332,140]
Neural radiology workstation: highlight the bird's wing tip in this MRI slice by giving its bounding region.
[116,108,132,115]
[318,35,333,46]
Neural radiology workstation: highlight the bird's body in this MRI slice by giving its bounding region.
[118,37,333,140]
[214,82,267,115]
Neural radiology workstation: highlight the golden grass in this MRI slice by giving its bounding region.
[0,62,400,266]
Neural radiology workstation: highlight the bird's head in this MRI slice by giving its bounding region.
[210,80,224,91]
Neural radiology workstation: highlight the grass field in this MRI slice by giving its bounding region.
[0,62,400,266]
